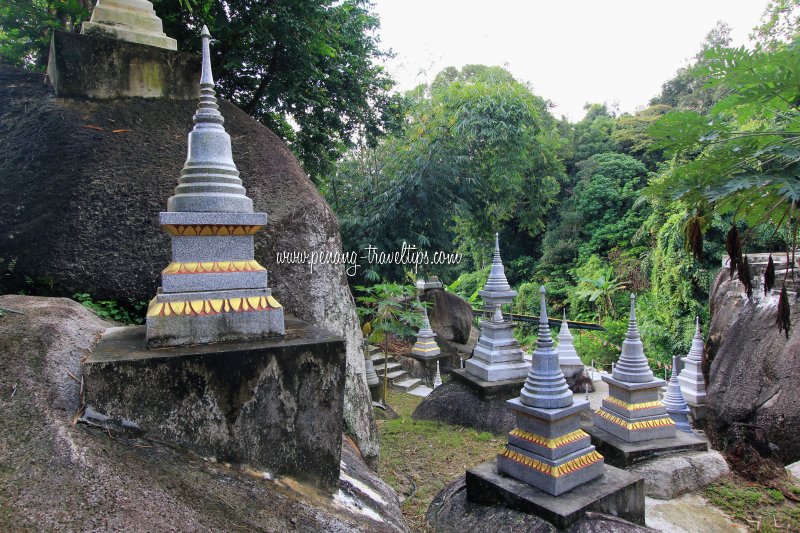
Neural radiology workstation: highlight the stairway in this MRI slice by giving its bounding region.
[368,345,431,396]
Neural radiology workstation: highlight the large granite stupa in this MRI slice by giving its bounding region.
[464,234,529,381]
[496,286,604,495]
[145,26,284,348]
[592,294,675,442]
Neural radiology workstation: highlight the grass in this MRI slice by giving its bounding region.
[376,389,505,532]
[704,475,800,532]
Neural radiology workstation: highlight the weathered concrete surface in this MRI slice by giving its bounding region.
[629,451,730,499]
[412,379,516,435]
[48,30,196,99]
[0,295,407,532]
[467,461,645,529]
[0,64,377,465]
[705,270,800,463]
[427,475,654,533]
[582,422,708,469]
[85,321,345,487]
[645,494,747,533]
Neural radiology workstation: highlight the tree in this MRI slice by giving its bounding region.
[329,65,565,281]
[646,41,800,258]
[1,0,401,181]
[0,0,89,68]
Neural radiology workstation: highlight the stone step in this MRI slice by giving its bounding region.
[370,352,395,366]
[367,344,383,355]
[408,385,434,397]
[391,377,422,392]
[374,362,402,375]
[384,370,407,380]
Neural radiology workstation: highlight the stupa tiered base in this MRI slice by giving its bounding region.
[581,422,708,468]
[466,306,530,382]
[466,461,644,529]
[592,374,676,442]
[497,397,604,496]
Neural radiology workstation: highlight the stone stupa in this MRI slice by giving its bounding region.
[557,310,584,379]
[411,307,441,358]
[145,26,284,348]
[662,356,692,433]
[678,317,708,420]
[464,234,529,382]
[82,0,177,50]
[592,294,675,442]
[496,286,604,496]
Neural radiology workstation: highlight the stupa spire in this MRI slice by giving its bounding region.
[482,232,511,293]
[167,26,251,213]
[662,355,692,433]
[611,294,654,383]
[519,286,572,408]
[557,308,583,378]
[678,316,707,417]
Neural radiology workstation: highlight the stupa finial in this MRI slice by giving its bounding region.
[195,25,223,126]
[538,285,551,342]
[494,232,500,261]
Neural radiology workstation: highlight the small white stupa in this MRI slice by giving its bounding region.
[557,310,584,378]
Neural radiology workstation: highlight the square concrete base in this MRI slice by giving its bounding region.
[465,358,530,381]
[582,422,708,468]
[466,460,645,529]
[84,318,345,487]
[451,368,525,400]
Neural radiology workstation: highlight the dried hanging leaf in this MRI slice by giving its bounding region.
[738,255,753,299]
[685,214,704,261]
[777,285,791,339]
[764,255,775,295]
[726,226,742,279]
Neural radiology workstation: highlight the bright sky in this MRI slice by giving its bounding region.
[371,0,768,121]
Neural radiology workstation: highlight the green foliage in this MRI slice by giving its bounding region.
[1,0,400,181]
[329,65,565,281]
[636,211,712,364]
[0,0,89,68]
[355,283,422,341]
[647,40,800,250]
[448,266,489,305]
[72,293,146,325]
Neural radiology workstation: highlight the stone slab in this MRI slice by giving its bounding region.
[159,211,267,226]
[154,287,271,302]
[47,30,199,99]
[171,235,254,262]
[507,396,590,422]
[161,270,268,293]
[466,460,645,529]
[451,368,525,400]
[84,319,344,487]
[582,422,708,468]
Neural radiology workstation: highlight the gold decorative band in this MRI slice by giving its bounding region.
[509,428,589,449]
[162,224,263,236]
[595,409,675,430]
[162,260,266,275]
[500,449,603,478]
[604,397,665,411]
[146,295,282,317]
[413,347,441,352]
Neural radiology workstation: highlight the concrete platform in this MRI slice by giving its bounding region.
[466,460,645,529]
[582,421,708,468]
[84,317,345,487]
[450,368,525,400]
